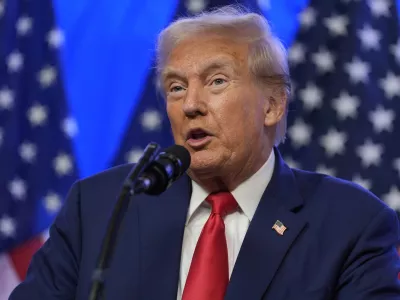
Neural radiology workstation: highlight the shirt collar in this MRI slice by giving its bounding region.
[186,149,275,224]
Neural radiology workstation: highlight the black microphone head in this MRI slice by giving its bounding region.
[138,144,191,195]
[163,144,191,173]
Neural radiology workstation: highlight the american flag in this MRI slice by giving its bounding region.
[0,0,78,297]
[1,0,400,298]
[272,220,287,236]
[278,0,400,215]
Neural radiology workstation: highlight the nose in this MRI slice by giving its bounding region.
[182,83,207,118]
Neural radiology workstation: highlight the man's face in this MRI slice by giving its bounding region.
[162,35,279,177]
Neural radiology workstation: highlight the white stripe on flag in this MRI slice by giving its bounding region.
[0,253,20,300]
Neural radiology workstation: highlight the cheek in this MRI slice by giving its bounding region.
[166,104,182,134]
[166,101,181,121]
[216,93,251,125]
[212,103,247,145]
[214,94,262,139]
[166,102,185,145]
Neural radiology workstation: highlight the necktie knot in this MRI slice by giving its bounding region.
[206,192,238,217]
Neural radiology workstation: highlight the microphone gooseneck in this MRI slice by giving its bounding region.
[89,143,190,300]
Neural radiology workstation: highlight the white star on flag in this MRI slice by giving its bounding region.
[312,48,335,73]
[324,14,348,36]
[43,192,63,214]
[53,153,73,176]
[319,128,347,157]
[345,57,370,84]
[368,106,395,133]
[383,186,400,211]
[0,87,14,110]
[379,72,400,99]
[8,178,27,201]
[332,92,360,120]
[367,0,390,18]
[288,119,313,148]
[288,43,306,65]
[62,117,79,138]
[16,16,33,36]
[299,7,317,29]
[299,83,324,110]
[0,215,17,238]
[125,148,144,163]
[47,28,65,49]
[19,142,37,163]
[7,51,24,73]
[27,103,48,126]
[38,66,57,88]
[356,140,383,168]
[358,24,381,50]
[140,110,162,131]
[185,0,207,14]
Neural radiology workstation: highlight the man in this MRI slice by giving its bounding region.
[10,6,400,300]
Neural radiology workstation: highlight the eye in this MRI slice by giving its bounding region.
[170,85,185,93]
[212,78,226,85]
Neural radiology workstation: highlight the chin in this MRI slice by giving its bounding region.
[188,150,221,176]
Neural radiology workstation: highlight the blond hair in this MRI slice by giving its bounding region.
[155,5,291,145]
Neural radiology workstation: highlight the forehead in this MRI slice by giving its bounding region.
[163,35,248,76]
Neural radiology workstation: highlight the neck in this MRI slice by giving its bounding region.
[188,147,274,193]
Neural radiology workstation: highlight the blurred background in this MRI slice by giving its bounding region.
[0,0,399,297]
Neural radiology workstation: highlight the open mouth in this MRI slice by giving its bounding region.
[186,128,212,148]
[188,129,209,140]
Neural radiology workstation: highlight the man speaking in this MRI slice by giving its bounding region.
[10,6,400,300]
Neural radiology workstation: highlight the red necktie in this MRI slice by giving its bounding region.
[182,192,238,300]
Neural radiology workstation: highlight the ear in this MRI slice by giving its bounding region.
[264,87,287,127]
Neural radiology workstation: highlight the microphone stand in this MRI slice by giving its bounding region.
[88,142,161,300]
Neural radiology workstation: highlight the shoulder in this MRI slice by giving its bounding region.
[291,167,395,225]
[78,163,134,191]
[289,168,400,254]
[68,164,134,214]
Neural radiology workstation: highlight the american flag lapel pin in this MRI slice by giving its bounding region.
[272,220,287,235]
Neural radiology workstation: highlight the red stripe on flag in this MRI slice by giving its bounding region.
[9,236,44,280]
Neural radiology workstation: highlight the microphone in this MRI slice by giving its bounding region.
[134,144,191,195]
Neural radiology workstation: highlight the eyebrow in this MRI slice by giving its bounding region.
[162,56,238,83]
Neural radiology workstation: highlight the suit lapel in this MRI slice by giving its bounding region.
[225,148,308,300]
[137,174,191,300]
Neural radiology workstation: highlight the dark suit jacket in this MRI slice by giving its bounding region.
[10,148,400,299]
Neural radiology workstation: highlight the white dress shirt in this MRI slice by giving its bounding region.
[176,150,276,299]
